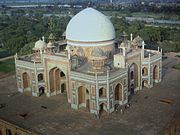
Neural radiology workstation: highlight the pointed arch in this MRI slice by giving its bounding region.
[38,73,43,82]
[99,87,106,97]
[153,65,158,80]
[114,83,123,101]
[22,72,30,89]
[78,86,90,110]
[61,83,66,93]
[99,102,107,115]
[142,80,148,88]
[128,63,138,93]
[142,67,148,76]
[49,67,66,93]
[78,86,87,104]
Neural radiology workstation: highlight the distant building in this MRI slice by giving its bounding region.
[15,8,162,115]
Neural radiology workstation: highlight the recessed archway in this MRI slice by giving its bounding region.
[99,103,107,116]
[22,72,30,89]
[130,71,134,80]
[153,65,158,80]
[60,71,65,77]
[115,83,122,101]
[61,83,66,93]
[78,86,90,110]
[49,67,66,93]
[38,73,43,82]
[142,80,148,88]
[128,63,138,92]
[39,86,45,96]
[99,87,106,97]
[142,67,148,76]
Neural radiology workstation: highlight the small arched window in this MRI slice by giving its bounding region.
[38,73,43,82]
[99,88,106,97]
[142,67,148,75]
[130,71,134,80]
[60,72,65,77]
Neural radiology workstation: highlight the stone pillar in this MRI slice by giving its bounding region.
[1,127,6,135]
[46,68,51,97]
[32,62,38,96]
[140,44,144,90]
[159,57,162,82]
[142,41,145,49]
[71,81,78,110]
[106,70,110,113]
[123,48,126,56]
[122,82,125,105]
[130,33,133,41]
[148,53,151,86]
[66,45,71,60]
[40,49,43,63]
[95,73,99,115]
[14,53,20,92]
[42,36,45,42]
[67,64,71,103]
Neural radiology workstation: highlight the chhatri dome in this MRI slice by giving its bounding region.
[33,39,46,50]
[66,8,116,46]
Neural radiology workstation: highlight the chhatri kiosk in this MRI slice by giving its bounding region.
[15,8,162,115]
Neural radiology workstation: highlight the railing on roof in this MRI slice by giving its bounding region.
[16,59,43,68]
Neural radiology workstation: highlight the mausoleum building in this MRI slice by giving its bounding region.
[15,8,162,115]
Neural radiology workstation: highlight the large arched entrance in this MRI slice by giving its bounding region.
[78,86,90,110]
[128,63,138,94]
[115,83,122,101]
[153,65,158,81]
[22,72,30,90]
[49,67,66,93]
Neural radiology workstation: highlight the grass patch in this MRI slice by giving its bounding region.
[0,58,15,73]
[173,63,180,70]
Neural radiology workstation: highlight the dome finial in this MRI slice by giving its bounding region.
[42,36,45,42]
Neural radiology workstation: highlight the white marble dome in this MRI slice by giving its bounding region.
[66,8,115,46]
